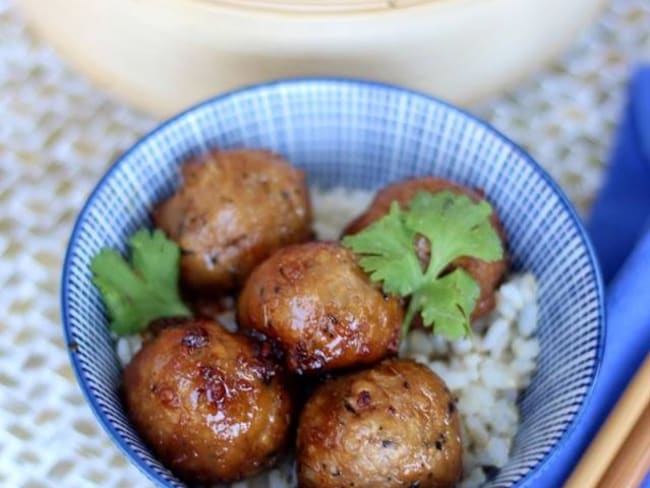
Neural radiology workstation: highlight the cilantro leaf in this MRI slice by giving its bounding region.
[407,269,480,339]
[405,191,503,278]
[91,229,191,336]
[343,202,423,296]
[343,189,504,340]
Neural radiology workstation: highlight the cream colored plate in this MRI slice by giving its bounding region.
[16,0,607,117]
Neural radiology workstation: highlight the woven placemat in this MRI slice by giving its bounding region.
[0,0,648,486]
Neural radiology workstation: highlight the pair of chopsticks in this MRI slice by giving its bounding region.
[565,353,650,488]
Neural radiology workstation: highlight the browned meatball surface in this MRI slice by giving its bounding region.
[297,358,462,488]
[123,319,293,484]
[344,177,508,319]
[153,149,312,293]
[237,242,403,374]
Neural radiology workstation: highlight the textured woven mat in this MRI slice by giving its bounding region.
[0,0,648,486]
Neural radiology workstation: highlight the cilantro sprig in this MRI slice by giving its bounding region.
[91,229,191,336]
[343,191,503,339]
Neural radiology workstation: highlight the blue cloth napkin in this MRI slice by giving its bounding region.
[529,65,650,487]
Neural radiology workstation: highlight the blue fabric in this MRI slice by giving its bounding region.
[588,67,650,283]
[530,65,650,486]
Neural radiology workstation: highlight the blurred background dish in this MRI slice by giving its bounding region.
[16,0,606,117]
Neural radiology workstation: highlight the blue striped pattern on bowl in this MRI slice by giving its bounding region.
[61,79,605,488]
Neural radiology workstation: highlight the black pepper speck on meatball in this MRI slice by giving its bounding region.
[237,242,403,374]
[297,358,462,488]
[153,149,312,293]
[123,319,293,484]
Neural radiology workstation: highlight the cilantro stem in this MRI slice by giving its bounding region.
[423,253,446,283]
[402,293,421,338]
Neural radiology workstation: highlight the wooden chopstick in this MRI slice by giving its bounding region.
[565,353,650,488]
[597,402,650,488]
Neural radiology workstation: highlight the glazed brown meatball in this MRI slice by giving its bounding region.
[153,149,312,293]
[237,242,403,374]
[344,177,507,319]
[297,358,462,488]
[123,319,293,484]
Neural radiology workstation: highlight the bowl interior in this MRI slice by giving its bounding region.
[62,79,604,487]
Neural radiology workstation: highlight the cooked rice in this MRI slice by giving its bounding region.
[116,187,540,488]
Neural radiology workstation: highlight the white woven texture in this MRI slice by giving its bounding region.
[0,0,648,486]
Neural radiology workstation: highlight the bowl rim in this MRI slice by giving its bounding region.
[61,77,606,488]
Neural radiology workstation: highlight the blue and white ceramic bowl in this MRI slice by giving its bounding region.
[61,79,605,487]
